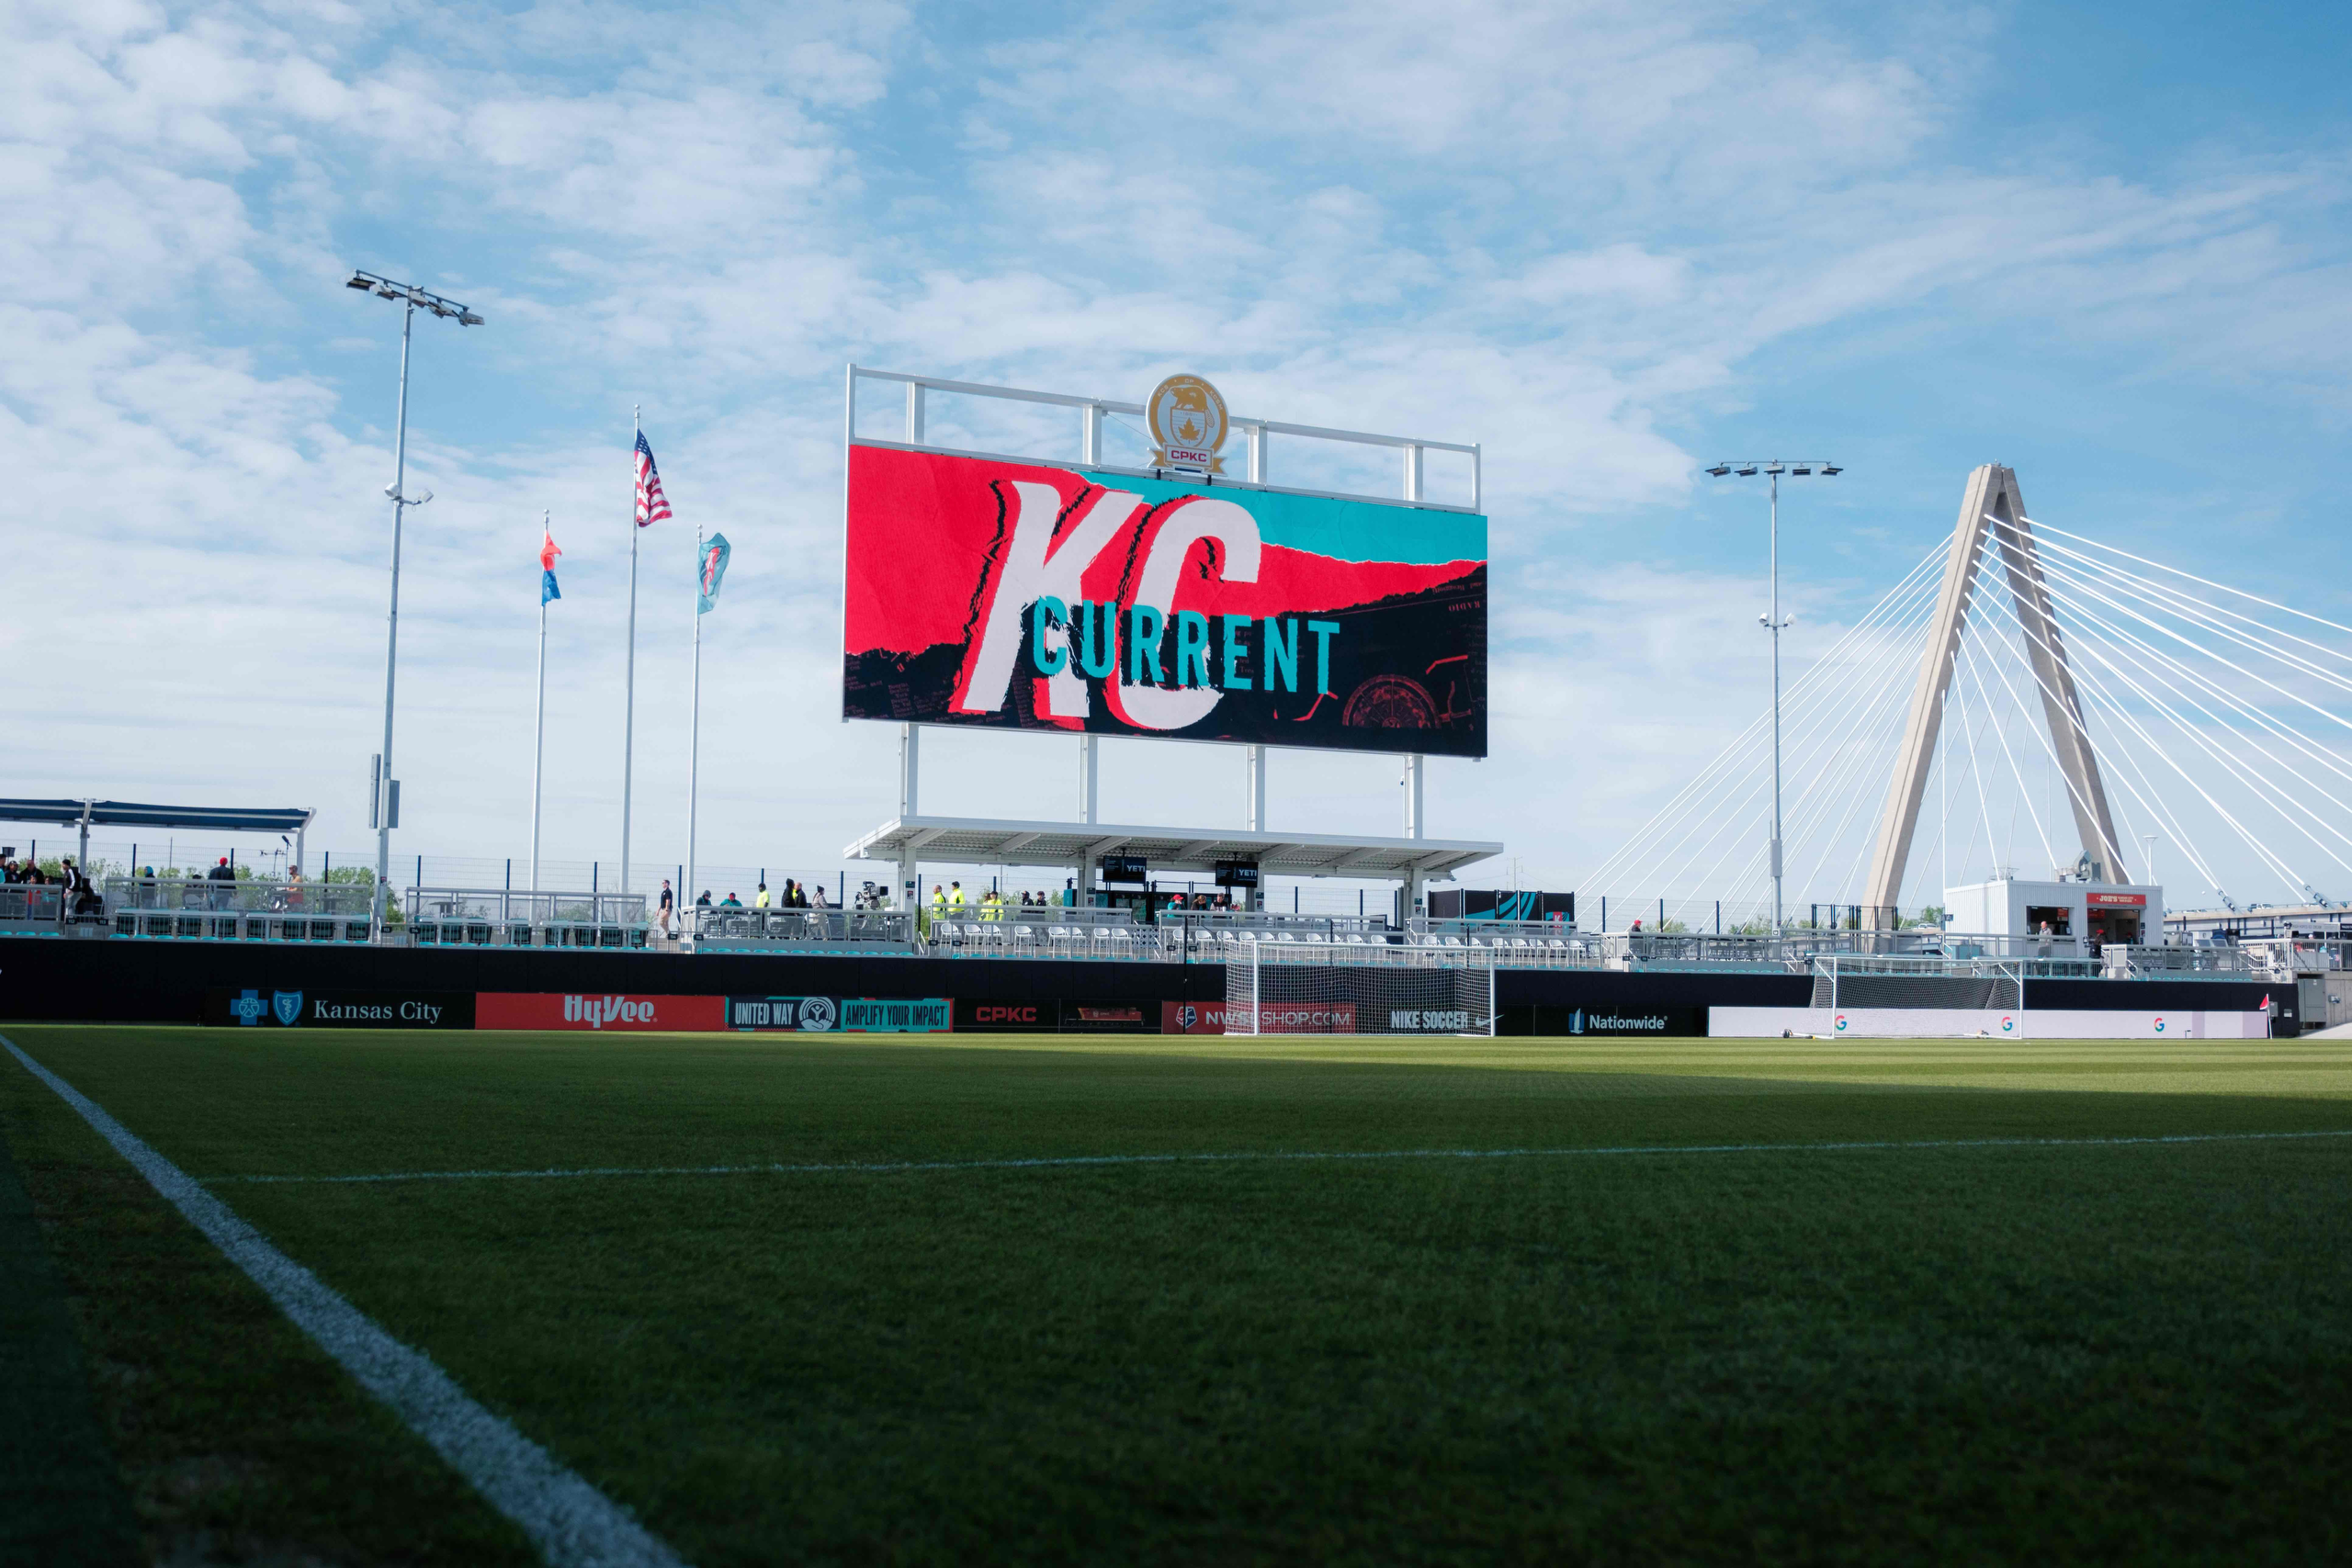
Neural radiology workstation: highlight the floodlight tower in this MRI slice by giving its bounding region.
[1705,457,1840,932]
[345,269,483,934]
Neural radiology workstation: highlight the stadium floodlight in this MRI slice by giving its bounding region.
[1709,458,1841,935]
[345,266,481,937]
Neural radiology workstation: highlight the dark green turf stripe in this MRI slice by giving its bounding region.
[0,1122,140,1568]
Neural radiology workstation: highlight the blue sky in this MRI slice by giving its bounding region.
[6,0,2348,904]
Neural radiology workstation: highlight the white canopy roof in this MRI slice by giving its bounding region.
[843,815,1500,881]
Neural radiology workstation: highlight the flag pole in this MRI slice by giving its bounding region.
[622,406,639,900]
[686,524,703,927]
[531,510,548,896]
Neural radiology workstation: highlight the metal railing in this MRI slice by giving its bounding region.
[693,906,918,951]
[1176,910,1397,939]
[401,887,653,952]
[2244,938,2349,980]
[100,875,378,917]
[2099,943,2264,980]
[925,912,1174,962]
[405,887,646,926]
[113,909,378,944]
[0,885,67,927]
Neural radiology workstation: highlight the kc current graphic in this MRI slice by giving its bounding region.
[842,447,1487,757]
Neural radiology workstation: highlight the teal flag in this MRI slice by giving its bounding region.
[697,533,731,615]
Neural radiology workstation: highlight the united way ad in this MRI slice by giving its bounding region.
[842,446,1487,758]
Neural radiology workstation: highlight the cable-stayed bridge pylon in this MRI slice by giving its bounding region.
[1580,465,2352,935]
[1863,465,2126,921]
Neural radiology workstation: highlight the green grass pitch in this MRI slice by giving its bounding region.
[6,1024,2352,1564]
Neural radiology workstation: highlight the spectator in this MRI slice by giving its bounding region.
[753,881,771,908]
[0,857,16,885]
[657,879,675,937]
[1063,878,1077,908]
[286,865,305,911]
[720,891,743,908]
[809,880,830,909]
[696,889,714,908]
[69,861,103,922]
[206,854,236,909]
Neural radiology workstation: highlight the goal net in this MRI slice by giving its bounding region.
[1805,956,2026,1037]
[1225,946,1497,1036]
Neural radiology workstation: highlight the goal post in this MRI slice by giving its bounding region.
[1807,955,2027,1036]
[1222,944,1497,1036]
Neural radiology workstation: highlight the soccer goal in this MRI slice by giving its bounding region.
[1807,955,2026,1037]
[1225,945,1497,1036]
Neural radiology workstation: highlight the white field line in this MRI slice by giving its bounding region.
[0,1034,687,1568]
[198,1127,2352,1187]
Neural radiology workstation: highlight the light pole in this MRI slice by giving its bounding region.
[345,269,482,935]
[1705,458,1839,933]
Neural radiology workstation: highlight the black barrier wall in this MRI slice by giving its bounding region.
[0,939,2299,1032]
[0,942,1223,1025]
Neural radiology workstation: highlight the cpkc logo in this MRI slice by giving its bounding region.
[1146,373,1228,475]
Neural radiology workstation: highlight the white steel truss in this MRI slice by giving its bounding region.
[1863,465,2128,914]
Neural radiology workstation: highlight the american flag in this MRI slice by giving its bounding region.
[633,432,672,527]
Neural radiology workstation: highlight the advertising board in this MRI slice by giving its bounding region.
[476,993,726,1032]
[1545,1004,1705,1037]
[954,999,1159,1033]
[729,997,952,1033]
[1161,1001,1357,1034]
[1063,1002,1149,1032]
[1429,889,1576,922]
[843,446,1487,757]
[209,988,475,1029]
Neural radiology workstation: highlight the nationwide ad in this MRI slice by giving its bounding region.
[842,446,1487,757]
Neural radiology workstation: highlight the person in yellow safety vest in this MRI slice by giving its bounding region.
[926,885,946,935]
[753,882,771,909]
[949,881,967,912]
[979,889,1001,921]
